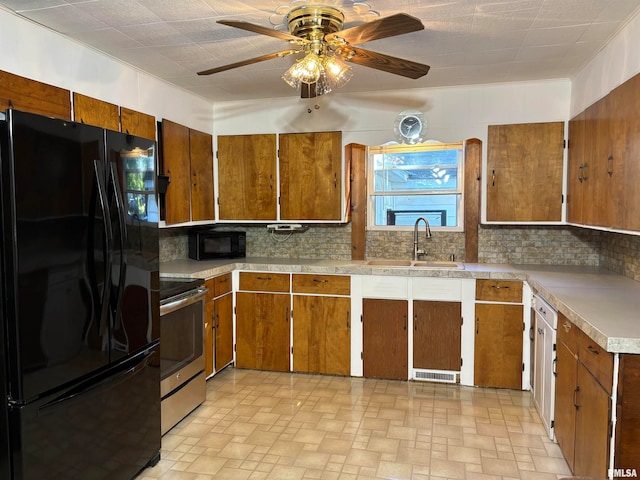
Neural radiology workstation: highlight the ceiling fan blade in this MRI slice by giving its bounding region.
[342,46,430,79]
[217,20,302,42]
[326,13,424,45]
[197,49,299,75]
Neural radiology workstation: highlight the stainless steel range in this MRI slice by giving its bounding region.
[159,278,207,435]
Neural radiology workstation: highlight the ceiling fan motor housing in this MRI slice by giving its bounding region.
[287,6,345,41]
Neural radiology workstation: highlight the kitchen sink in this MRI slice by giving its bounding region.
[364,259,464,269]
[364,259,413,267]
[411,260,465,270]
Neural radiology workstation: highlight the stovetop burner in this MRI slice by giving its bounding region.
[159,277,205,301]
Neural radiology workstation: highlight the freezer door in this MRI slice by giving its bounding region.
[105,131,159,359]
[1,110,111,402]
[9,344,160,480]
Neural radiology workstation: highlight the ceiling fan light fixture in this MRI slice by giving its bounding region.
[282,52,323,89]
[323,55,353,89]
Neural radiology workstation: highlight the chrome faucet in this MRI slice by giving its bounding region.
[413,217,432,260]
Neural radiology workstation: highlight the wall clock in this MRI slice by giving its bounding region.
[394,112,426,144]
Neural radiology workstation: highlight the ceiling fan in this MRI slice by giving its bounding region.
[197,5,430,98]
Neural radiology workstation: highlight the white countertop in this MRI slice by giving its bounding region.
[161,258,640,355]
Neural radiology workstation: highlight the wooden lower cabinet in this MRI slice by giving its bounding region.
[204,274,233,377]
[205,299,215,377]
[574,365,611,478]
[292,296,350,375]
[413,301,461,371]
[236,292,290,372]
[214,293,233,371]
[616,354,640,472]
[554,314,612,478]
[554,342,578,472]
[362,299,408,380]
[474,303,523,389]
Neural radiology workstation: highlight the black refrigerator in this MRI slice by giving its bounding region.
[0,109,161,480]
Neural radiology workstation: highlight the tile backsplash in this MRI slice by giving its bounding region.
[160,223,607,266]
[600,230,640,282]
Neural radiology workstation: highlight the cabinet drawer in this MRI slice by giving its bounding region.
[475,280,522,302]
[557,313,580,355]
[214,273,232,297]
[292,274,350,295]
[579,335,614,395]
[239,272,289,292]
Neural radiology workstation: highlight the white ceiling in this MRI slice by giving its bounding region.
[2,0,640,102]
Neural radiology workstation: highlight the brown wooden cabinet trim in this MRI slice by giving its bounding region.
[464,138,481,262]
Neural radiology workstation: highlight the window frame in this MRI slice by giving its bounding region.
[366,142,465,232]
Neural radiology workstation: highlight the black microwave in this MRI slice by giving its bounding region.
[188,231,246,260]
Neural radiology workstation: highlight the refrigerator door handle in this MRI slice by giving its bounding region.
[108,162,128,321]
[38,344,157,413]
[93,159,113,338]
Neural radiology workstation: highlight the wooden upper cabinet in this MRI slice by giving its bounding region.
[120,107,156,140]
[0,70,71,120]
[582,97,613,227]
[161,119,191,224]
[611,72,640,231]
[73,92,119,131]
[279,131,342,220]
[161,119,214,224]
[189,129,215,222]
[486,122,564,222]
[567,112,586,224]
[217,134,277,220]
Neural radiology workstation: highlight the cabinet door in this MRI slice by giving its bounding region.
[218,134,277,220]
[574,365,610,478]
[73,92,119,131]
[205,300,215,377]
[162,119,191,224]
[120,107,156,140]
[413,301,461,371]
[279,131,342,220]
[236,292,290,372]
[486,122,564,222]
[554,342,577,472]
[474,303,523,389]
[189,129,215,222]
[582,97,612,227]
[0,70,71,120]
[611,72,640,231]
[363,299,408,380]
[214,293,233,371]
[567,112,586,224]
[292,296,350,376]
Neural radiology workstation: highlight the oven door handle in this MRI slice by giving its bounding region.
[160,287,208,316]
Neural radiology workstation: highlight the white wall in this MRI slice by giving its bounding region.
[0,8,213,133]
[571,8,640,117]
[213,79,571,146]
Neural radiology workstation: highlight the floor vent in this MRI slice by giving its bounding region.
[413,369,458,384]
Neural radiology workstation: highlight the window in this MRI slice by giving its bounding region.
[368,142,464,230]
